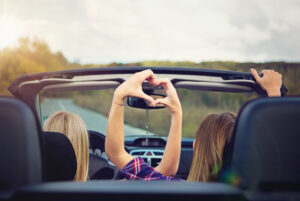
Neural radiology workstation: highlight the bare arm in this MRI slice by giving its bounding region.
[105,99,133,169]
[153,79,182,176]
[105,70,158,169]
[251,68,282,97]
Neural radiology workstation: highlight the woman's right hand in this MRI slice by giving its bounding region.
[113,69,160,105]
[251,68,282,97]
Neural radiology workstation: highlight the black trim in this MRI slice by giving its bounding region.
[9,67,255,96]
[8,67,288,116]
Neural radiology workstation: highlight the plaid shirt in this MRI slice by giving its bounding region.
[120,157,183,181]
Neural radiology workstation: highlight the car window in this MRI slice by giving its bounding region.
[40,89,257,138]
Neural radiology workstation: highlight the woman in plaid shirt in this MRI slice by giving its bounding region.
[105,69,183,181]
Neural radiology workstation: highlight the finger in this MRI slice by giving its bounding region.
[153,98,168,106]
[138,93,155,105]
[276,72,283,82]
[138,69,155,80]
[157,78,172,90]
[153,78,161,87]
[146,74,159,86]
[153,80,161,87]
[250,68,262,83]
[158,78,171,84]
[139,69,160,86]
[261,69,270,74]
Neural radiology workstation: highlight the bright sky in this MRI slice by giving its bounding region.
[0,0,300,64]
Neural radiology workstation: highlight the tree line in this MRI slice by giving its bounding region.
[1,37,299,96]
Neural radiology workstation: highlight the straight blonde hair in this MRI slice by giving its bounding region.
[43,111,89,182]
[187,112,236,182]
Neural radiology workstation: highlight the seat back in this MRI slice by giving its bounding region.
[43,132,77,181]
[0,97,42,191]
[226,97,300,191]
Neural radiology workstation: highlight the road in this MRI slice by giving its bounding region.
[41,98,151,136]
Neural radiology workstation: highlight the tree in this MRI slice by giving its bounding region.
[0,37,74,95]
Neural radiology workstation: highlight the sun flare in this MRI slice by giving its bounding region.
[0,18,21,49]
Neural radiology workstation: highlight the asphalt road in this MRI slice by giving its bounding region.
[41,98,150,136]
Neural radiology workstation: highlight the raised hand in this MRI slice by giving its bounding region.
[251,68,282,97]
[113,69,160,105]
[153,78,182,115]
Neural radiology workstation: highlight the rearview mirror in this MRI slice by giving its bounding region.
[127,94,166,109]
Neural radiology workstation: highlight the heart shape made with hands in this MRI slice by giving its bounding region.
[138,73,180,111]
[116,70,180,113]
[139,75,169,107]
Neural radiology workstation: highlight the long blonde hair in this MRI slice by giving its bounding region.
[43,111,89,182]
[187,112,236,182]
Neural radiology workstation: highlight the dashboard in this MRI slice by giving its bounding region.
[88,131,194,179]
[126,136,194,179]
[130,149,164,167]
[125,137,167,168]
[131,137,166,147]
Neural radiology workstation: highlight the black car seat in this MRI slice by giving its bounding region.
[43,132,77,181]
[0,97,42,194]
[221,97,300,191]
[0,96,78,198]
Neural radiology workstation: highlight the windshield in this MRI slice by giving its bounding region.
[39,88,257,138]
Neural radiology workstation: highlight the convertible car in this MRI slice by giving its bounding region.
[0,67,299,201]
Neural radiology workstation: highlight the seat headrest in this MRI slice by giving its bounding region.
[228,97,300,191]
[0,97,42,191]
[43,132,77,181]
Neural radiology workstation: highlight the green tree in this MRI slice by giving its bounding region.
[0,37,80,95]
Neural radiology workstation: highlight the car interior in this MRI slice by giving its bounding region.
[0,67,299,201]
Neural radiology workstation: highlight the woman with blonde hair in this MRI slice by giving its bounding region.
[43,111,89,182]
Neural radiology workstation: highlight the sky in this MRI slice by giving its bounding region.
[0,0,300,64]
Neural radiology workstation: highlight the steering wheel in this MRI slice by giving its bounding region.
[88,130,120,180]
[88,130,106,153]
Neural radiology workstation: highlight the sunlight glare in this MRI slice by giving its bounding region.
[0,18,21,49]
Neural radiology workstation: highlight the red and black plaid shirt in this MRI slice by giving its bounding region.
[120,157,183,181]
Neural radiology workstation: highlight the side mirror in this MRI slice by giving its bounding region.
[127,94,166,109]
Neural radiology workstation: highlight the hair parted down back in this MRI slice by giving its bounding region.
[187,112,236,182]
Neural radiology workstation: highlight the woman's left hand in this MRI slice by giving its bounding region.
[153,78,182,115]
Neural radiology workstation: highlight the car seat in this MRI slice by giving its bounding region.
[0,97,42,194]
[220,97,300,191]
[43,132,77,181]
[0,96,78,198]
